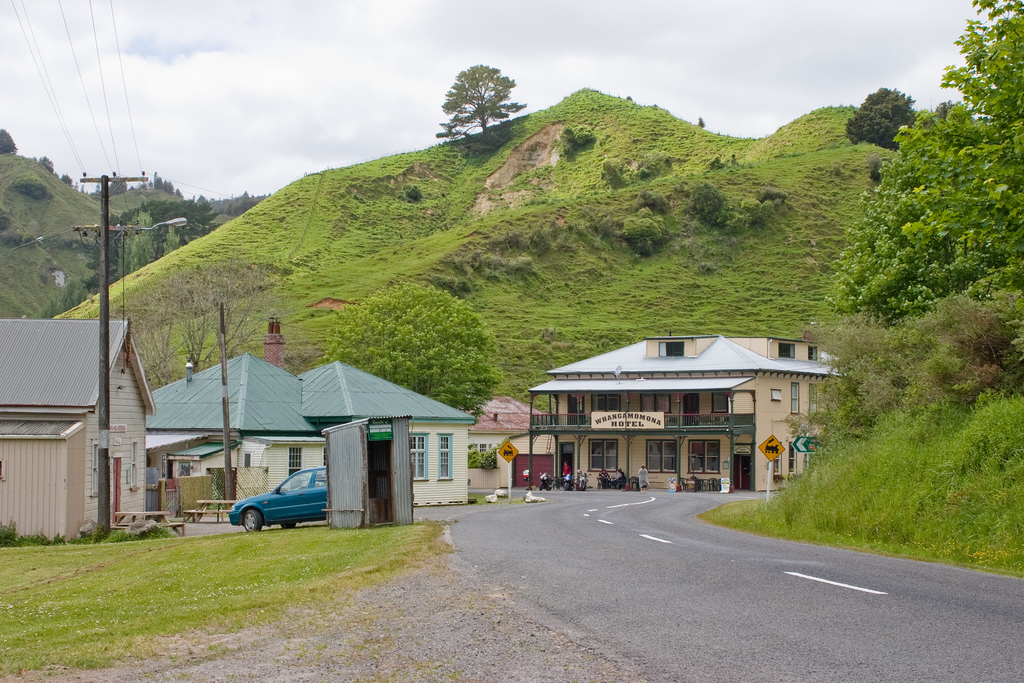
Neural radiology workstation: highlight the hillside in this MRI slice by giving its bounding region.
[67,90,883,396]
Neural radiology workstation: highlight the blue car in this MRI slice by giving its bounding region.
[229,467,327,531]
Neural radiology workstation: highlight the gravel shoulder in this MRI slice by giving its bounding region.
[6,513,646,683]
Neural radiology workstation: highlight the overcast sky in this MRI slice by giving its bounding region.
[3,0,976,200]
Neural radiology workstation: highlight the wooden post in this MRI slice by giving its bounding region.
[219,303,235,500]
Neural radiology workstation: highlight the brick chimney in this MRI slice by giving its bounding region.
[264,318,285,369]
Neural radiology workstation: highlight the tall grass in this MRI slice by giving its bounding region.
[705,397,1024,574]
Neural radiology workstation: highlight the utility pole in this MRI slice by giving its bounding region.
[219,303,236,500]
[79,173,146,532]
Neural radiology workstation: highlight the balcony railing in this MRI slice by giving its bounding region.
[530,413,754,430]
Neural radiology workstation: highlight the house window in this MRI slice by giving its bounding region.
[130,442,138,489]
[244,451,253,467]
[791,382,800,413]
[808,383,818,413]
[0,458,5,480]
[594,393,621,411]
[659,340,685,357]
[288,447,302,476]
[808,345,819,361]
[682,393,699,414]
[589,440,618,471]
[568,394,585,414]
[92,443,99,494]
[711,392,729,413]
[438,435,452,480]
[641,394,671,412]
[646,440,677,472]
[770,389,782,401]
[778,342,796,359]
[688,440,720,474]
[411,434,427,479]
[789,444,796,473]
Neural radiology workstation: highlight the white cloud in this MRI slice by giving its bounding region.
[2,0,974,198]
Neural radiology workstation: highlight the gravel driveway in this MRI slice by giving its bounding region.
[8,502,646,683]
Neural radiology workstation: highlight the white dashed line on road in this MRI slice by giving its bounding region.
[607,497,656,509]
[640,534,672,544]
[785,572,888,595]
[599,519,614,525]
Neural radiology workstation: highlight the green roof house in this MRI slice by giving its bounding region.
[148,342,474,506]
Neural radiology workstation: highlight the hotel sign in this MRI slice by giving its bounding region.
[591,411,664,430]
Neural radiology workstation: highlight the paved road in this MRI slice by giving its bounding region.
[439,489,1024,683]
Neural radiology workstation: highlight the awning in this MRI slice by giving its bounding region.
[169,441,239,459]
[530,377,755,394]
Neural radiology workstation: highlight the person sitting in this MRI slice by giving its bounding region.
[598,469,610,489]
[613,468,627,490]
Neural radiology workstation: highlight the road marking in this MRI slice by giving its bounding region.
[588,509,599,512]
[607,497,656,509]
[599,519,614,525]
[785,572,887,595]
[640,534,672,544]
[583,513,590,517]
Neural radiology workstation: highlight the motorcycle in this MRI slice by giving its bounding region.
[538,473,553,491]
[575,471,589,491]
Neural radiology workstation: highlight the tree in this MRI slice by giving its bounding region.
[0,129,15,155]
[833,0,1024,318]
[37,156,54,174]
[846,88,916,150]
[323,283,501,413]
[436,65,525,140]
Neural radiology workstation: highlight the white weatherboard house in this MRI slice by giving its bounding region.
[148,352,474,506]
[0,319,155,539]
[528,335,828,492]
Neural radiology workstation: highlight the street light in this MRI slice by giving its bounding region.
[115,216,187,237]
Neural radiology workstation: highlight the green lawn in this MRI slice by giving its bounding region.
[0,523,445,674]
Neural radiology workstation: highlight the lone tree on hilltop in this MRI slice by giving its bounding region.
[0,129,16,155]
[437,65,525,140]
[846,88,916,150]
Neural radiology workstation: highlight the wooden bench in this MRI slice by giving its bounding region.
[183,500,235,523]
[112,511,185,537]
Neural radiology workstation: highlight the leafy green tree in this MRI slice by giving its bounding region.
[436,65,525,140]
[833,0,1024,319]
[0,129,16,155]
[323,283,501,413]
[845,88,916,150]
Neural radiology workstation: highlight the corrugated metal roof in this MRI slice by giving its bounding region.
[531,377,755,393]
[547,336,829,377]
[147,354,314,432]
[170,441,239,458]
[0,318,128,407]
[470,396,534,432]
[300,362,474,424]
[0,419,82,436]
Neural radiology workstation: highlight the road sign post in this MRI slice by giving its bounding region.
[759,435,783,502]
[498,440,519,503]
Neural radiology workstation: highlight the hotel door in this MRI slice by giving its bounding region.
[733,453,751,490]
[112,457,122,513]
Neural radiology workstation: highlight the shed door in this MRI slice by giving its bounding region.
[367,440,392,525]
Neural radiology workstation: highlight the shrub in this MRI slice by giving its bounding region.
[636,189,669,214]
[623,208,665,256]
[706,156,726,171]
[688,182,728,226]
[11,178,50,200]
[559,125,596,155]
[602,159,626,189]
[636,152,670,180]
[401,184,423,202]
[758,185,789,205]
[468,446,498,469]
[866,153,883,182]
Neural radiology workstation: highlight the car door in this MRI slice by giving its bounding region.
[262,469,315,523]
[302,468,327,521]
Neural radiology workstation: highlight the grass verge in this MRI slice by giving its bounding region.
[0,522,446,675]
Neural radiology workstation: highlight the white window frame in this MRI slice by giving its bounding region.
[438,434,452,480]
[130,441,138,489]
[770,388,782,402]
[92,443,99,494]
[778,342,796,359]
[288,446,302,476]
[791,382,800,414]
[411,434,427,480]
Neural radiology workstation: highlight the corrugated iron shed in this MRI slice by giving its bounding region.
[0,419,80,436]
[0,318,134,408]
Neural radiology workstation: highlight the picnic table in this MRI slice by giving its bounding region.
[183,500,236,523]
[112,510,185,536]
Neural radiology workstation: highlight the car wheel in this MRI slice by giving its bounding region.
[281,523,296,529]
[242,508,264,532]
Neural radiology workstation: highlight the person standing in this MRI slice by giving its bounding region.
[638,464,649,493]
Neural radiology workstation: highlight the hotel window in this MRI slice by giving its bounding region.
[771,388,782,401]
[659,340,685,357]
[640,393,671,412]
[646,440,677,472]
[594,393,621,411]
[808,383,818,413]
[568,394,585,414]
[788,444,797,473]
[410,434,427,479]
[791,382,800,414]
[682,393,700,415]
[688,440,720,473]
[808,345,819,361]
[438,435,452,479]
[711,392,729,413]
[288,447,302,476]
[589,440,618,471]
[778,342,796,359]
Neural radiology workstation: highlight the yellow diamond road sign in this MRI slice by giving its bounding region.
[498,440,519,463]
[759,435,784,462]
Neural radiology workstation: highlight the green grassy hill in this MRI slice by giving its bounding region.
[67,90,885,395]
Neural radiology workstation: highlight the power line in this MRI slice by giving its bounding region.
[89,0,121,174]
[0,226,82,259]
[58,0,113,173]
[108,0,143,178]
[11,0,86,173]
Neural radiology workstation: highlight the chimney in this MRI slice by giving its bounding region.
[185,361,193,382]
[264,318,285,369]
